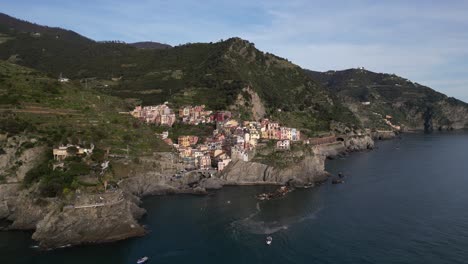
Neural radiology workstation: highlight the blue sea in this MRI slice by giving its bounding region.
[2,132,468,264]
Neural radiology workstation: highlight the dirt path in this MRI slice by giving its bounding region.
[0,106,81,115]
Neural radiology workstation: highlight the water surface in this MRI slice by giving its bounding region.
[2,132,468,263]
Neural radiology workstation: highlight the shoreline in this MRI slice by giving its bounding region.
[0,130,393,249]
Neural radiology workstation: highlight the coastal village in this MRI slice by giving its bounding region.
[50,101,399,178]
[126,103,304,173]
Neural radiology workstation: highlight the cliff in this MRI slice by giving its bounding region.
[219,154,328,187]
[219,134,375,187]
[0,119,379,249]
[31,191,146,248]
[0,135,47,183]
[306,68,468,132]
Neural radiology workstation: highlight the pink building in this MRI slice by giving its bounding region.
[131,104,176,127]
[212,111,232,122]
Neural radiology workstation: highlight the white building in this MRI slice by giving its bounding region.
[276,140,290,150]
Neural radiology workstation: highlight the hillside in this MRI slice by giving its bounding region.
[4,12,468,133]
[129,41,172,49]
[0,14,359,135]
[0,59,170,154]
[0,13,92,44]
[306,68,468,131]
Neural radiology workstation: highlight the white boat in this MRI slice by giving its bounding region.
[266,236,273,245]
[137,256,149,264]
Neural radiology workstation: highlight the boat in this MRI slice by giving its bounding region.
[266,236,273,245]
[256,186,293,201]
[137,256,149,264]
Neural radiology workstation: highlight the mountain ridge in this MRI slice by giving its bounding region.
[305,68,468,131]
[1,12,468,132]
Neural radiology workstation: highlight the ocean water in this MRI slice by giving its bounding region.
[2,132,468,264]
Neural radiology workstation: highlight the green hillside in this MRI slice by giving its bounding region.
[0,60,171,155]
[0,13,359,134]
[306,68,468,131]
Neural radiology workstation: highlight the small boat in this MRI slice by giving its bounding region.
[137,256,149,264]
[266,236,273,245]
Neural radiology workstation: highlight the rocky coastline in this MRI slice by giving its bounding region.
[0,131,393,249]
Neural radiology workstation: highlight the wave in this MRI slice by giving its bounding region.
[230,203,321,235]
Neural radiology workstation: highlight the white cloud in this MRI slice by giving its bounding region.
[3,0,468,101]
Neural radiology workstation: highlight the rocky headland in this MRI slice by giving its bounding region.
[0,131,389,249]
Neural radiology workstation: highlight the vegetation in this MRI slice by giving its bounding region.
[0,14,360,133]
[0,60,174,197]
[306,68,468,129]
[152,123,215,142]
[252,142,311,168]
[0,60,171,156]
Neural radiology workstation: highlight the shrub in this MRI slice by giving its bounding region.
[21,141,35,149]
[91,148,105,162]
[23,162,51,187]
[38,169,75,197]
[66,162,90,176]
[66,146,78,155]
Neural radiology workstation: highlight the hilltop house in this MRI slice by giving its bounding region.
[53,144,94,161]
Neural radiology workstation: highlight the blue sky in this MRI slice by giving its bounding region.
[3,0,468,101]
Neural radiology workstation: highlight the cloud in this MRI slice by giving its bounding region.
[2,0,468,101]
[239,0,468,101]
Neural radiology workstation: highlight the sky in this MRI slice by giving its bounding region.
[3,0,468,101]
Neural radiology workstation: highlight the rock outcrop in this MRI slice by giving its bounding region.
[0,184,147,249]
[0,135,47,183]
[219,154,328,187]
[0,184,54,230]
[219,133,375,187]
[0,133,376,249]
[343,134,375,151]
[31,191,145,248]
[371,130,397,140]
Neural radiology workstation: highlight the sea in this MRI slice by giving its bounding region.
[2,132,468,264]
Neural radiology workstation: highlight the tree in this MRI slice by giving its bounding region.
[66,146,78,155]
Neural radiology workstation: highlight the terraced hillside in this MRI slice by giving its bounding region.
[306,68,468,131]
[0,60,170,155]
[0,13,358,135]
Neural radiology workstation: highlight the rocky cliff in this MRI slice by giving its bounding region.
[0,134,47,183]
[0,134,375,249]
[306,68,468,132]
[0,182,147,248]
[31,191,146,248]
[219,154,328,187]
[219,134,375,187]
